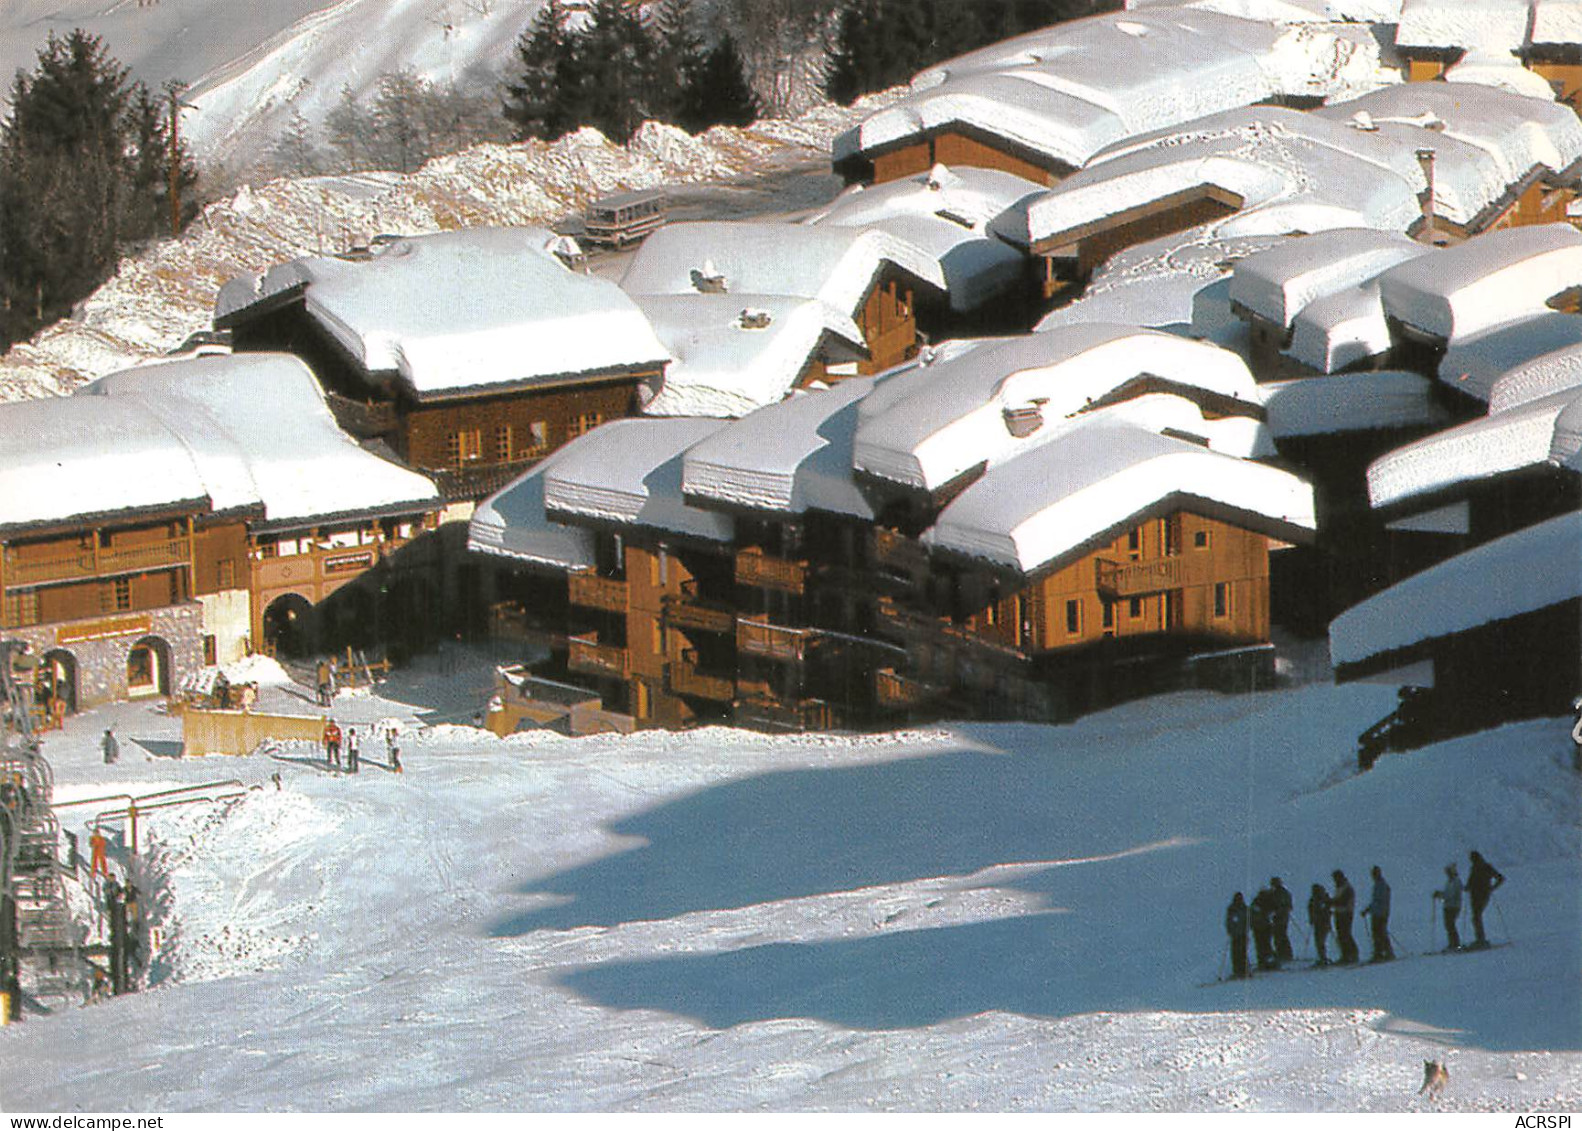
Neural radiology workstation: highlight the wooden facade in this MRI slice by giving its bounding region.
[863,127,1070,187]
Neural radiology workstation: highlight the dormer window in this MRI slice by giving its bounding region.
[1003,398,1047,438]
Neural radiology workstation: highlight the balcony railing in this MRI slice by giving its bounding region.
[567,632,630,679]
[3,538,189,588]
[663,582,736,634]
[667,653,735,701]
[875,668,943,709]
[871,527,928,579]
[734,548,807,595]
[568,572,629,613]
[734,695,834,733]
[1094,554,1185,599]
[873,597,1027,664]
[736,618,818,663]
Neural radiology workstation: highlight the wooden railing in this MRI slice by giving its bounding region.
[736,618,817,663]
[663,583,736,634]
[3,538,189,588]
[873,597,1027,664]
[870,527,928,578]
[734,548,807,595]
[1094,554,1185,599]
[568,572,629,613]
[734,695,833,733]
[875,668,942,709]
[567,632,629,679]
[667,653,735,701]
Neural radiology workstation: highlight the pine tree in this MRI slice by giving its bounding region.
[371,69,429,173]
[270,109,322,178]
[0,30,194,351]
[504,0,582,141]
[580,0,658,144]
[325,84,373,170]
[679,32,759,132]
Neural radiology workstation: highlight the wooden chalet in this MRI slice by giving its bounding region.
[215,228,669,504]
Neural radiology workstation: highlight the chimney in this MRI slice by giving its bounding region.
[1416,147,1437,239]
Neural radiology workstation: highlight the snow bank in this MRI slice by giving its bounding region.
[1395,0,1532,49]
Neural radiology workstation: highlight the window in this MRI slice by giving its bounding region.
[1194,529,1210,550]
[5,590,40,627]
[495,424,514,462]
[101,577,131,613]
[1162,516,1181,557]
[1128,596,1142,619]
[445,429,483,468]
[217,559,236,589]
[1214,582,1231,618]
[569,412,604,439]
[1127,528,1142,560]
[1065,598,1082,635]
[203,635,218,666]
[1101,599,1114,633]
[526,421,549,455]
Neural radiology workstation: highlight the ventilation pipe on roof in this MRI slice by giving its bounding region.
[1416,148,1438,239]
[691,258,728,293]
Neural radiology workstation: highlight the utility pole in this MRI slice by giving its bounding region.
[163,80,193,238]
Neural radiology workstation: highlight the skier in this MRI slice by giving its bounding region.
[89,827,109,878]
[346,727,360,774]
[101,727,119,765]
[1269,877,1294,963]
[1466,850,1504,948]
[1361,865,1394,962]
[1331,869,1359,964]
[1249,886,1277,970]
[1308,882,1332,966]
[1225,892,1249,980]
[1432,863,1463,951]
[323,719,342,770]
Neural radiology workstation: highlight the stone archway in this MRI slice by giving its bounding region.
[263,592,316,659]
[37,649,78,719]
[126,635,172,697]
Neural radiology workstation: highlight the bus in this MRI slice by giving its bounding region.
[583,189,668,249]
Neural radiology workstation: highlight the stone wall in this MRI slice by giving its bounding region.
[11,603,205,710]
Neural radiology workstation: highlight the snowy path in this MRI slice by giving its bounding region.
[0,666,1578,1111]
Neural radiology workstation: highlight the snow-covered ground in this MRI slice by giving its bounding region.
[1,652,1577,1112]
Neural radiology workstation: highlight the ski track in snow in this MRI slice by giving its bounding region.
[0,654,1577,1111]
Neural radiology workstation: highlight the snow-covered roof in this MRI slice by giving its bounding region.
[1376,224,1582,342]
[634,294,863,419]
[84,354,439,526]
[1395,0,1531,50]
[223,228,670,400]
[1444,49,1562,99]
[1329,508,1582,667]
[1532,0,1582,43]
[833,8,1338,173]
[1366,385,1582,508]
[853,324,1261,492]
[467,450,597,574]
[1263,370,1451,438]
[1015,85,1582,253]
[1489,341,1582,412]
[922,422,1315,574]
[1286,281,1394,372]
[803,165,1037,312]
[620,221,945,320]
[1230,229,1426,328]
[681,380,876,520]
[541,418,733,542]
[0,397,212,533]
[1436,313,1582,402]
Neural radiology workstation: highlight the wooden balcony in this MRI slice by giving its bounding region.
[568,571,629,613]
[875,667,943,710]
[736,618,818,663]
[871,527,928,578]
[734,695,834,733]
[1095,554,1185,599]
[488,602,564,650]
[567,632,629,679]
[734,547,807,595]
[874,597,1027,664]
[667,653,735,701]
[3,538,190,588]
[662,584,736,635]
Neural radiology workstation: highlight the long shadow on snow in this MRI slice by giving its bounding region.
[555,845,1581,1053]
[488,731,1219,937]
